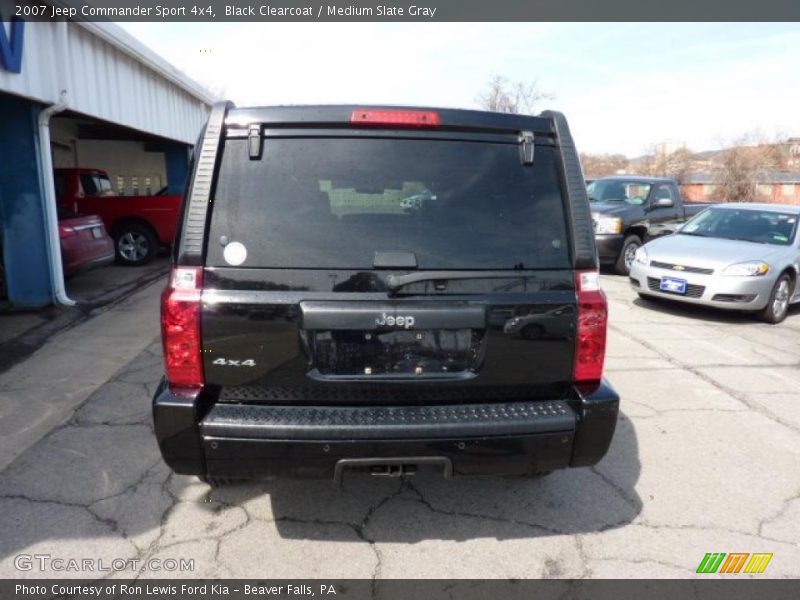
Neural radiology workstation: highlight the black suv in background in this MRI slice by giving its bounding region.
[154,103,620,484]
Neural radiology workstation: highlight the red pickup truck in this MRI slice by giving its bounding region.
[54,168,182,266]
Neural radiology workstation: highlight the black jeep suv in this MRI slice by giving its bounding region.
[154,103,619,483]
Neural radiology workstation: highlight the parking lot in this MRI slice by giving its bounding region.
[0,274,798,579]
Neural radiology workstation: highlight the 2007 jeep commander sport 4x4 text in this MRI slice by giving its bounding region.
[153,103,620,483]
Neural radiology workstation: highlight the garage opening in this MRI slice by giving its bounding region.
[49,112,190,306]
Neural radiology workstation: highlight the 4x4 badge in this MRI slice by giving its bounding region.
[212,358,256,367]
[375,313,416,329]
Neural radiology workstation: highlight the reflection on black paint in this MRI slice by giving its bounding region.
[332,272,387,293]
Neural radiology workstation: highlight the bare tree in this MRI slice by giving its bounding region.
[647,147,695,183]
[714,134,782,202]
[477,75,554,115]
[579,153,629,178]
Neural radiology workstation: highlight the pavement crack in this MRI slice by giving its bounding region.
[757,486,800,540]
[89,457,166,506]
[131,471,183,578]
[608,323,800,436]
[623,403,747,417]
[0,493,87,510]
[404,480,561,536]
[633,519,794,545]
[589,467,640,512]
[354,481,407,592]
[588,555,687,572]
[573,535,592,579]
[186,489,256,564]
[0,492,139,555]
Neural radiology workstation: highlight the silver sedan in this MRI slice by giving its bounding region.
[629,203,800,323]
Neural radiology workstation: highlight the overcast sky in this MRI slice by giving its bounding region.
[119,22,800,157]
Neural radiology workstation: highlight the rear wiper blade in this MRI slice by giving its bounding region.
[385,270,530,293]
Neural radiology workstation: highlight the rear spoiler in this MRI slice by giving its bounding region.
[224,105,555,136]
[176,100,235,266]
[540,110,598,270]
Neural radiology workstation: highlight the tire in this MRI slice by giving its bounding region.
[758,273,793,324]
[114,222,158,266]
[614,235,642,276]
[637,293,650,302]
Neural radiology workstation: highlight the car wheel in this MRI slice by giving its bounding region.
[615,235,642,276]
[114,223,158,266]
[758,273,793,324]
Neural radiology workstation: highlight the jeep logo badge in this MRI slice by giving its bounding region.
[375,312,415,329]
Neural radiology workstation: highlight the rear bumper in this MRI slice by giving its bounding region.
[61,242,115,276]
[152,379,619,479]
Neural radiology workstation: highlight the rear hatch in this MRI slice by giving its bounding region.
[200,110,577,405]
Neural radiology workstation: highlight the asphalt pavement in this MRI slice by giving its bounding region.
[1,274,798,579]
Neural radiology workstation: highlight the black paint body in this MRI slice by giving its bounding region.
[153,104,620,480]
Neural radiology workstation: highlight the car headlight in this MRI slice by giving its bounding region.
[633,246,648,265]
[722,261,770,276]
[594,216,622,234]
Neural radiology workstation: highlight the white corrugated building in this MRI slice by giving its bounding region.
[0,18,214,307]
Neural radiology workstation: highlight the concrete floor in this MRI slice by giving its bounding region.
[0,257,168,375]
[65,256,169,306]
[0,274,798,579]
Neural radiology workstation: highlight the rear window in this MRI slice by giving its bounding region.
[207,137,570,270]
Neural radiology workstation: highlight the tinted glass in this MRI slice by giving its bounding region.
[208,137,569,270]
[681,207,798,246]
[587,179,651,205]
[56,205,77,219]
[79,174,98,196]
[80,173,114,197]
[54,174,65,201]
[653,184,677,202]
[97,176,113,194]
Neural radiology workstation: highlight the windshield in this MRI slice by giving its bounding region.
[680,207,798,246]
[587,180,651,205]
[207,137,570,270]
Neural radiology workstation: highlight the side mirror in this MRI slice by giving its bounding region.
[654,197,674,208]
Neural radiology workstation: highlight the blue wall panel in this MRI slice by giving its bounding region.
[164,144,189,195]
[0,93,52,307]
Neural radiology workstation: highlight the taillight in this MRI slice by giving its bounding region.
[573,270,607,392]
[161,267,204,393]
[59,225,77,239]
[351,109,440,128]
